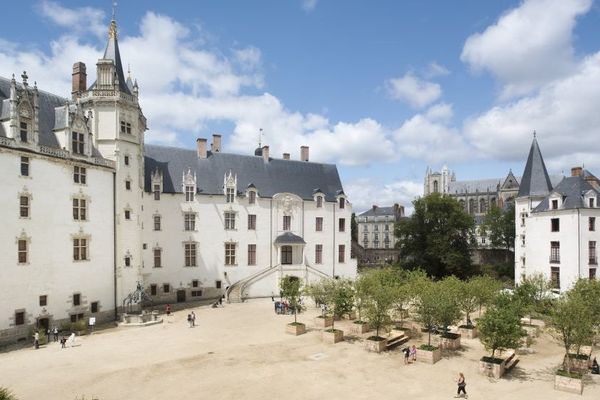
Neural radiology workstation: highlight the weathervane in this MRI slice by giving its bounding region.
[258,128,263,148]
[112,1,118,20]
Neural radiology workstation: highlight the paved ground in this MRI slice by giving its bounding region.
[1,299,599,400]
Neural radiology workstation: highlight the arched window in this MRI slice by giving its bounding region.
[468,199,476,215]
[479,198,487,214]
[459,200,466,212]
[433,180,439,193]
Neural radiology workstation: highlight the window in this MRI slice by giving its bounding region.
[551,199,559,210]
[225,243,236,265]
[384,224,389,231]
[125,180,131,190]
[73,198,87,221]
[192,280,199,288]
[338,244,345,263]
[73,166,86,184]
[73,238,88,261]
[154,215,161,231]
[124,155,130,166]
[124,255,131,267]
[73,294,81,306]
[590,268,597,280]
[150,284,157,296]
[124,209,131,220]
[248,244,256,266]
[315,244,323,264]
[120,121,132,134]
[339,218,346,232]
[72,131,85,155]
[433,180,439,193]
[248,191,256,204]
[590,241,597,265]
[283,215,291,231]
[248,214,256,230]
[590,217,596,231]
[185,185,195,202]
[590,198,595,208]
[20,156,29,176]
[184,212,196,231]
[520,212,527,227]
[316,196,323,208]
[281,245,292,265]
[185,243,197,267]
[216,280,222,289]
[191,290,202,297]
[39,295,47,307]
[226,187,235,203]
[153,184,161,200]
[315,217,323,232]
[163,284,170,293]
[20,196,29,218]
[15,311,25,326]
[339,198,345,209]
[374,225,379,231]
[91,302,98,313]
[551,267,560,289]
[20,121,28,142]
[225,212,236,230]
[550,241,560,263]
[70,313,84,323]
[18,239,27,264]
[154,249,162,268]
[551,218,560,232]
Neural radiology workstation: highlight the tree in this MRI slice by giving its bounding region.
[322,278,354,330]
[280,276,303,324]
[395,193,475,278]
[478,293,526,359]
[353,274,369,323]
[304,281,327,311]
[457,279,479,327]
[480,204,515,252]
[470,275,502,317]
[514,273,553,323]
[351,212,358,242]
[362,268,398,338]
[0,387,18,400]
[570,279,600,358]
[413,275,438,346]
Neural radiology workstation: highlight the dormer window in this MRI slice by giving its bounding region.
[20,121,28,142]
[72,131,85,155]
[590,198,595,208]
[153,184,161,200]
[551,199,559,210]
[248,190,256,204]
[185,185,195,202]
[316,196,323,208]
[339,197,345,209]
[226,187,235,203]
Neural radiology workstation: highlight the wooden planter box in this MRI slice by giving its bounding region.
[437,333,461,350]
[352,321,370,334]
[345,311,357,320]
[286,323,306,336]
[314,316,333,328]
[418,347,441,364]
[322,329,344,344]
[479,359,505,379]
[458,325,478,339]
[365,337,387,353]
[554,374,583,395]
[567,354,592,372]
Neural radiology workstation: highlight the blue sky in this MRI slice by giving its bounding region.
[2,0,600,212]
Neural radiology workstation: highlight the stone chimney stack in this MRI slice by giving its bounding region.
[72,62,87,99]
[211,134,222,153]
[262,145,270,162]
[571,166,583,177]
[197,138,207,159]
[301,146,309,162]
[372,205,378,211]
[283,153,290,160]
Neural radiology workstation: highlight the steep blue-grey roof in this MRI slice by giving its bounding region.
[518,137,553,197]
[144,144,344,201]
[88,21,132,95]
[359,206,397,217]
[449,178,503,194]
[533,174,599,212]
[274,232,306,245]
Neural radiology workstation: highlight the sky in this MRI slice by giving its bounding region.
[1,0,599,213]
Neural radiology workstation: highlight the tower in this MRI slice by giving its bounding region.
[79,16,147,310]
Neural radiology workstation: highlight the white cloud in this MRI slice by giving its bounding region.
[461,0,592,98]
[345,179,422,215]
[302,0,319,12]
[424,62,450,78]
[385,72,442,109]
[36,0,106,38]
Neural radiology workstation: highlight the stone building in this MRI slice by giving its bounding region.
[0,17,356,345]
[355,204,404,265]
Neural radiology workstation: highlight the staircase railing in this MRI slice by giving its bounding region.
[226,264,281,303]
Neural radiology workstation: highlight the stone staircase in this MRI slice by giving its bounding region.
[386,331,410,350]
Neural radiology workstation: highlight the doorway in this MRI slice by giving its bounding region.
[37,317,49,332]
[176,290,186,303]
[281,246,293,264]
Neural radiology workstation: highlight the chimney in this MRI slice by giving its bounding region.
[571,166,583,177]
[301,146,309,162]
[585,175,599,189]
[211,134,222,153]
[372,205,378,211]
[71,62,87,99]
[196,138,207,159]
[283,153,290,160]
[262,145,270,162]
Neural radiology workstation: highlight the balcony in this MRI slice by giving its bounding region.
[549,257,560,264]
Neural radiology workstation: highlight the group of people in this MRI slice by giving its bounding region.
[186,311,196,328]
[33,326,73,350]
[402,345,418,364]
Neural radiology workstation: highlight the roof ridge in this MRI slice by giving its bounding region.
[0,76,69,102]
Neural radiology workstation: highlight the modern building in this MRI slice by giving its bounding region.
[0,17,356,345]
[515,136,599,291]
[355,204,404,264]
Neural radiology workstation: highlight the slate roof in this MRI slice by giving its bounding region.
[518,137,553,197]
[88,21,132,95]
[449,178,504,194]
[274,232,306,245]
[533,174,599,212]
[358,206,398,217]
[144,145,344,201]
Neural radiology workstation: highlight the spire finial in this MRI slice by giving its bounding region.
[21,71,28,86]
[108,2,118,39]
[112,1,117,21]
[259,128,263,148]
[127,63,131,78]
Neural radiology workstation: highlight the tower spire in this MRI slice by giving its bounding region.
[517,135,552,198]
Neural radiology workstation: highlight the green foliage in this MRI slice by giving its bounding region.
[353,274,370,322]
[457,278,480,326]
[412,275,437,346]
[361,268,398,337]
[351,212,358,242]
[480,204,515,251]
[515,273,553,322]
[320,278,354,330]
[470,275,502,316]
[434,276,463,335]
[280,275,304,324]
[304,281,327,311]
[395,193,475,278]
[478,293,527,358]
[0,387,17,400]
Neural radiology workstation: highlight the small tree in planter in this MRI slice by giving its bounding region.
[413,275,437,346]
[433,276,463,349]
[515,273,553,325]
[280,275,305,335]
[352,274,370,333]
[320,278,353,343]
[362,268,397,352]
[470,275,502,318]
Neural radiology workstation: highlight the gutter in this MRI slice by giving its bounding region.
[113,171,118,321]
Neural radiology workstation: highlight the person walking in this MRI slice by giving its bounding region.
[403,347,410,364]
[410,345,417,362]
[456,372,467,398]
[191,311,196,327]
[166,304,171,317]
[53,326,59,342]
[187,314,192,328]
[34,331,39,349]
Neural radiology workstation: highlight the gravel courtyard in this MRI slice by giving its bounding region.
[1,299,598,400]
